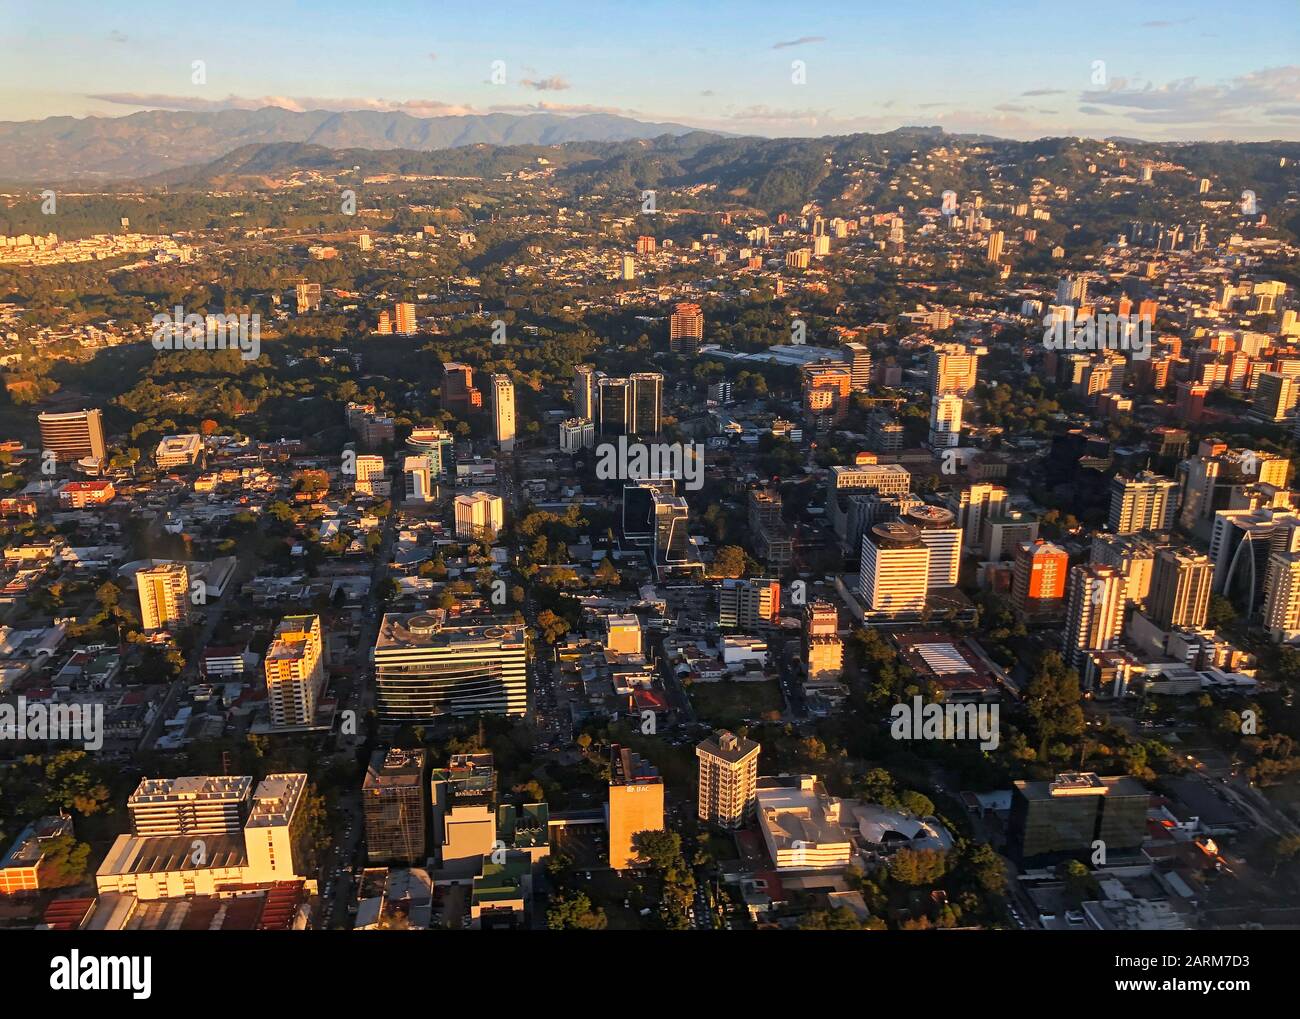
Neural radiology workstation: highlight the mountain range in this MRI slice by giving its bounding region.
[0,108,706,181]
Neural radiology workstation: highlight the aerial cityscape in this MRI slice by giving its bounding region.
[0,1,1298,980]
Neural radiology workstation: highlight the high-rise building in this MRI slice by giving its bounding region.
[1179,445,1289,535]
[353,454,388,497]
[802,363,852,428]
[395,302,417,335]
[374,611,527,719]
[803,600,843,681]
[100,774,311,900]
[839,341,873,392]
[136,562,190,631]
[597,377,631,436]
[403,454,437,503]
[696,731,761,829]
[362,747,427,865]
[1254,372,1300,422]
[901,505,962,588]
[430,753,498,874]
[929,344,981,397]
[718,578,781,630]
[1012,539,1069,611]
[654,491,700,577]
[608,745,664,870]
[986,230,1004,263]
[574,364,601,421]
[1263,550,1300,642]
[264,615,326,729]
[747,486,793,575]
[490,373,515,452]
[127,775,252,837]
[629,372,663,436]
[669,302,704,355]
[1147,547,1213,630]
[1007,772,1148,862]
[951,483,1008,552]
[1063,564,1126,671]
[38,409,106,464]
[559,417,595,454]
[858,522,930,615]
[1108,471,1177,534]
[441,362,482,414]
[407,428,454,479]
[454,492,504,542]
[928,394,963,448]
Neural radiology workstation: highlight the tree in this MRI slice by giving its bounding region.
[799,906,868,930]
[889,848,948,886]
[1025,651,1085,752]
[709,545,748,579]
[547,892,608,930]
[536,609,569,644]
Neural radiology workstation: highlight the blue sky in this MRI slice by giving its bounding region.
[3,0,1299,141]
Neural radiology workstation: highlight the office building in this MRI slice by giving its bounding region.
[559,417,595,454]
[374,611,527,720]
[264,615,326,729]
[1007,772,1148,862]
[1108,472,1177,534]
[1254,372,1300,422]
[454,491,504,542]
[597,376,631,436]
[154,433,203,469]
[127,775,253,837]
[802,363,852,428]
[858,522,929,615]
[363,748,427,865]
[803,600,843,682]
[441,362,482,414]
[1179,445,1289,535]
[1011,539,1068,611]
[1147,547,1213,631]
[1091,533,1159,607]
[1263,551,1300,642]
[137,562,190,631]
[608,745,664,871]
[430,753,498,875]
[748,486,793,575]
[629,372,664,436]
[839,341,873,391]
[902,505,961,588]
[407,428,454,478]
[574,364,601,421]
[756,775,853,871]
[654,490,701,577]
[490,374,515,452]
[99,774,310,900]
[928,394,964,448]
[669,302,704,355]
[403,454,437,503]
[718,577,781,630]
[952,483,1008,552]
[1063,565,1126,671]
[38,409,106,464]
[696,731,761,829]
[929,344,981,397]
[605,614,642,655]
[354,454,388,497]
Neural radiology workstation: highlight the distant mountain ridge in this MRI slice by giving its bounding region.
[0,108,708,181]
